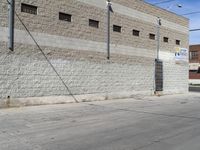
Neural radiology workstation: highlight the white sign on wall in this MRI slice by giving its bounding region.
[174,47,188,64]
[189,63,200,70]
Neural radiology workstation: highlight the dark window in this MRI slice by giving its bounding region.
[113,25,121,33]
[176,40,180,45]
[21,3,37,15]
[89,19,99,28]
[190,69,200,74]
[133,29,140,36]
[163,37,169,43]
[59,12,71,22]
[189,70,197,73]
[198,67,200,73]
[190,51,198,60]
[149,33,155,40]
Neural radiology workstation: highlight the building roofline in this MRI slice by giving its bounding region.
[190,44,200,46]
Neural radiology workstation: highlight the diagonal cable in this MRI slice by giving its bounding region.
[182,11,200,16]
[13,10,79,103]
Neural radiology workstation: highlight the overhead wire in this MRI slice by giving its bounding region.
[152,0,176,5]
[182,11,200,16]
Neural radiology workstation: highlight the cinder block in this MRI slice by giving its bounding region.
[0,0,189,103]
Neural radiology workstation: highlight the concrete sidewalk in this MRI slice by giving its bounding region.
[0,91,151,108]
[0,93,200,150]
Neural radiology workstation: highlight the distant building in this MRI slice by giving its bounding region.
[189,45,200,84]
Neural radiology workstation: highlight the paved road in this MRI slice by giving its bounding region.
[1,93,200,150]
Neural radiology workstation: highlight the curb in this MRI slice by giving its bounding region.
[0,91,152,108]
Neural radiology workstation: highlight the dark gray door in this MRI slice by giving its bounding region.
[155,59,163,91]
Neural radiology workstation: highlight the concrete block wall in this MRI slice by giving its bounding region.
[0,42,154,99]
[0,0,189,103]
[163,62,189,94]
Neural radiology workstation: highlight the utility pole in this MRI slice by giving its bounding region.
[154,17,163,94]
[8,0,15,51]
[106,0,113,60]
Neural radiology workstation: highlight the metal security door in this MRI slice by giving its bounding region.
[155,59,163,91]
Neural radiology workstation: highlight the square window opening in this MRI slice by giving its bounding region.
[163,37,169,43]
[176,40,180,45]
[89,19,99,28]
[59,12,72,22]
[113,25,121,33]
[133,29,140,36]
[21,3,37,15]
[149,33,155,40]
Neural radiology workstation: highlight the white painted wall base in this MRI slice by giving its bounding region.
[0,90,153,108]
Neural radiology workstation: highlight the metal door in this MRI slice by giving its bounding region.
[155,59,163,91]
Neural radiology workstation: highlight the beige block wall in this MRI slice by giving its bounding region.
[1,0,189,50]
[0,0,189,101]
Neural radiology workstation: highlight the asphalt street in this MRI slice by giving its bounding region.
[1,93,200,150]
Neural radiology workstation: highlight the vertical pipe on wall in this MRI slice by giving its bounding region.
[107,1,111,60]
[8,0,15,51]
[156,17,161,60]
